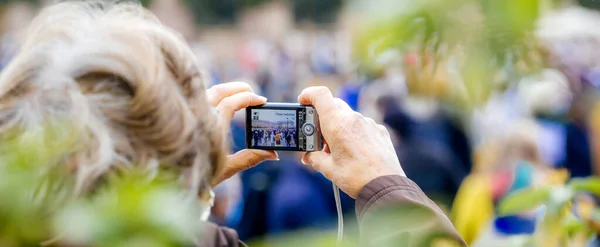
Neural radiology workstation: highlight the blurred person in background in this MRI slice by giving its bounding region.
[311,33,337,75]
[363,51,471,209]
[453,51,573,244]
[452,121,569,245]
[210,174,243,226]
[265,43,297,102]
[517,69,571,170]
[563,84,597,178]
[357,58,406,122]
[377,95,470,210]
[338,72,364,111]
[537,6,600,180]
[266,152,355,236]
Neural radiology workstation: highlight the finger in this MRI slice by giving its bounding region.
[322,143,331,153]
[217,92,267,123]
[298,86,341,117]
[215,149,278,186]
[365,117,377,125]
[301,151,334,174]
[378,124,389,135]
[207,82,254,106]
[365,117,388,134]
[333,98,353,112]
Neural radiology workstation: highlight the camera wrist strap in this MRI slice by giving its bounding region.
[333,183,343,245]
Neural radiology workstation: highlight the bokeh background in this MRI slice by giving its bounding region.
[3,0,600,246]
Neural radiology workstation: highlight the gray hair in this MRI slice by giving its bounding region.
[0,0,227,196]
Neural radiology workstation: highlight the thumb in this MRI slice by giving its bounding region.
[302,151,334,175]
[214,149,278,187]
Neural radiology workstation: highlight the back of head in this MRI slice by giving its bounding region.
[0,0,227,196]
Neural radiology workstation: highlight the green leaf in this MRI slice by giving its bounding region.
[470,235,531,247]
[498,187,550,215]
[548,187,574,207]
[562,212,587,235]
[568,177,600,197]
[591,208,600,222]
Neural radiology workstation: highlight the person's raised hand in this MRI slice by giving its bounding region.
[298,86,405,198]
[207,82,278,187]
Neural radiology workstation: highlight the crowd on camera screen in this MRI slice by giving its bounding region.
[252,128,297,147]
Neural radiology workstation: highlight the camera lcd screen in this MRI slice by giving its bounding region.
[250,109,298,148]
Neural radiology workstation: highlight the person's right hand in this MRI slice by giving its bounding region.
[299,86,406,198]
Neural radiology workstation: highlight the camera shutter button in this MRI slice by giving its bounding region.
[301,123,315,136]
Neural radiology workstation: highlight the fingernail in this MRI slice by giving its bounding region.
[301,157,307,165]
[258,96,267,101]
[272,151,280,161]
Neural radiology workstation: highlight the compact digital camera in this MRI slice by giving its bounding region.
[246,103,323,152]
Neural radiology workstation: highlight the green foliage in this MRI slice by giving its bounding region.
[498,187,550,216]
[0,124,203,246]
[54,174,202,247]
[497,177,600,246]
[562,212,587,236]
[139,0,152,7]
[0,125,72,246]
[361,204,467,247]
[247,203,467,247]
[470,235,532,247]
[480,0,539,60]
[568,178,600,197]
[352,0,547,109]
[248,230,339,247]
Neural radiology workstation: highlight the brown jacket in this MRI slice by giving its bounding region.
[199,175,466,247]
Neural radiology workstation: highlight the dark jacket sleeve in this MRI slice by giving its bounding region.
[198,223,246,247]
[356,175,467,246]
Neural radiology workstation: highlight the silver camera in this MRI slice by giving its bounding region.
[246,103,323,152]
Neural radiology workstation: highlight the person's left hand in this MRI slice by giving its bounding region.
[207,82,278,187]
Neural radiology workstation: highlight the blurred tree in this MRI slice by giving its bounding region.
[579,0,600,10]
[293,0,342,23]
[139,0,151,7]
[0,0,344,25]
[182,0,237,25]
[0,0,37,4]
[178,0,342,24]
[352,0,547,110]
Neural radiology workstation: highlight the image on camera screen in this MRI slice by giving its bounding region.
[250,109,297,148]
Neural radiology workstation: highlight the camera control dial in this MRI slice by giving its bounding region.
[301,123,315,136]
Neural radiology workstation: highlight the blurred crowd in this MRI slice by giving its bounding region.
[4,0,600,245]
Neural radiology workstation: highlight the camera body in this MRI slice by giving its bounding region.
[246,103,322,152]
